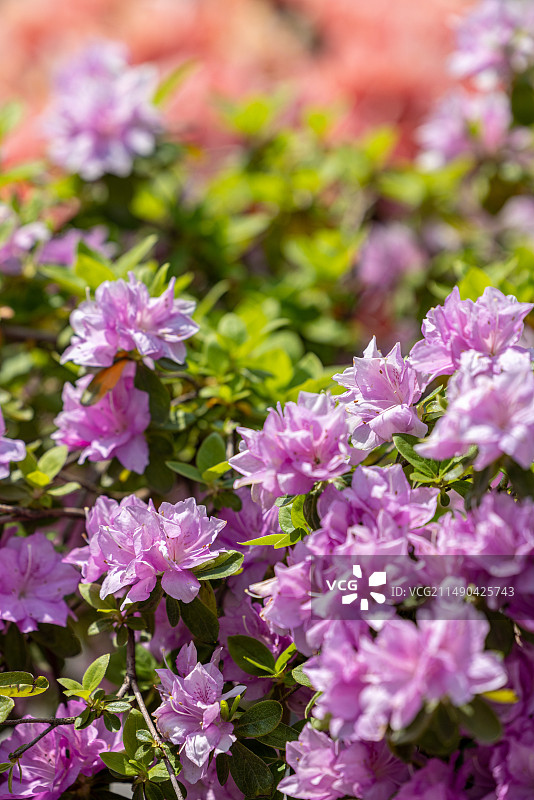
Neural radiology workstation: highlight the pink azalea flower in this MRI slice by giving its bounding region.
[51,363,150,473]
[0,406,26,479]
[230,392,350,504]
[409,286,533,381]
[0,532,79,633]
[45,41,161,181]
[73,496,225,604]
[416,353,534,470]
[61,272,198,369]
[154,643,244,784]
[64,493,151,582]
[334,337,427,453]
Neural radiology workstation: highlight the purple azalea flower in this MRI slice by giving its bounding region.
[359,611,506,737]
[358,223,425,288]
[0,533,79,633]
[154,643,245,784]
[0,203,49,275]
[0,700,122,800]
[250,552,314,655]
[278,726,346,800]
[417,90,514,169]
[333,337,427,453]
[395,759,469,800]
[64,493,151,581]
[178,759,242,800]
[38,226,115,267]
[60,272,198,369]
[306,609,506,742]
[409,286,533,381]
[51,363,150,473]
[230,392,350,505]
[491,718,534,798]
[450,0,534,83]
[336,739,410,800]
[45,41,161,181]
[74,496,225,604]
[0,407,26,479]
[416,352,534,470]
[319,464,437,536]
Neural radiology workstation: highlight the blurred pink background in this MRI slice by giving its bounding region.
[0,0,473,164]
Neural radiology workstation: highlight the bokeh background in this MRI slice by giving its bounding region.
[1,0,472,165]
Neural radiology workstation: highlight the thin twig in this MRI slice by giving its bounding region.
[0,505,86,523]
[5,718,76,762]
[0,717,76,728]
[126,630,184,800]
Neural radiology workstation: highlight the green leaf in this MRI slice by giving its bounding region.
[456,696,502,744]
[227,635,276,677]
[33,622,82,658]
[291,495,307,530]
[229,741,274,798]
[196,433,227,474]
[78,582,116,610]
[393,433,437,477]
[0,673,49,698]
[106,701,132,713]
[154,60,196,106]
[201,460,230,483]
[100,752,140,776]
[39,265,86,296]
[123,709,149,760]
[216,753,230,786]
[134,365,170,424]
[166,461,203,482]
[47,481,81,497]
[239,532,288,547]
[114,235,158,277]
[25,469,51,488]
[192,550,244,581]
[482,689,518,704]
[165,595,181,627]
[257,722,300,748]
[144,782,164,800]
[278,505,295,535]
[179,595,219,642]
[37,446,68,480]
[291,664,313,688]
[75,253,116,289]
[0,696,14,723]
[218,313,248,346]
[274,643,296,674]
[235,701,282,737]
[82,654,110,693]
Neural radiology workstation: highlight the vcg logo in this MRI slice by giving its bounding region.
[326,564,388,611]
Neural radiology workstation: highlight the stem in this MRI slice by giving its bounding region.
[0,717,76,727]
[126,630,184,800]
[0,505,86,523]
[5,718,76,762]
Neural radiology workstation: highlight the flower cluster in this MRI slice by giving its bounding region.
[61,272,198,369]
[229,391,351,505]
[67,495,226,604]
[45,41,161,180]
[334,337,427,453]
[154,643,244,783]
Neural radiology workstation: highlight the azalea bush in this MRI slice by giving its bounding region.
[3,2,534,799]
